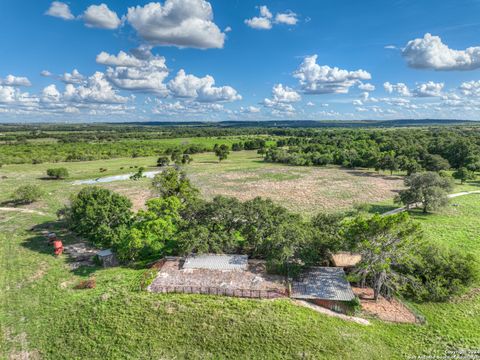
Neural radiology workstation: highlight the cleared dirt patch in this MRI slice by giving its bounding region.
[353,287,417,324]
[149,258,286,295]
[188,157,404,215]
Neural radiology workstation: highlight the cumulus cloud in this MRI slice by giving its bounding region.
[168,69,241,102]
[358,83,375,91]
[97,50,169,95]
[459,80,480,97]
[1,75,31,87]
[63,72,129,104]
[245,5,298,30]
[263,84,300,113]
[41,70,53,77]
[275,11,298,25]
[383,82,411,97]
[45,1,74,20]
[82,4,122,29]
[242,105,261,113]
[60,69,85,85]
[152,99,225,115]
[126,0,225,49]
[414,81,444,97]
[294,55,371,94]
[402,33,480,71]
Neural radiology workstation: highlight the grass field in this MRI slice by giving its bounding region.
[1,150,480,359]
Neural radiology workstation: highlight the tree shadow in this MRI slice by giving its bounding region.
[368,204,399,214]
[344,169,403,181]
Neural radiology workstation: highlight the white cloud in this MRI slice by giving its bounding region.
[45,1,74,20]
[245,5,298,30]
[97,50,169,95]
[244,16,272,30]
[126,0,225,49]
[224,26,232,33]
[383,82,411,97]
[414,81,444,97]
[41,84,61,103]
[60,69,85,85]
[241,105,261,113]
[402,33,480,71]
[152,99,225,115]
[275,11,298,25]
[306,101,315,106]
[168,69,241,102]
[82,4,121,30]
[41,70,52,77]
[460,80,480,97]
[63,72,129,104]
[1,75,31,87]
[294,55,371,94]
[263,83,300,113]
[358,82,375,91]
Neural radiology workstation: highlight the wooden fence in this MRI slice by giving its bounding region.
[154,285,286,299]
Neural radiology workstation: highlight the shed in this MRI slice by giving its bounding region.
[330,252,362,268]
[183,254,248,271]
[291,267,356,313]
[97,249,118,268]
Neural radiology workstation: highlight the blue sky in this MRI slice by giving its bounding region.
[2,0,480,122]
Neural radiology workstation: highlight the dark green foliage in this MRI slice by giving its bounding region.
[63,187,133,248]
[151,167,199,203]
[214,144,230,162]
[396,172,454,213]
[343,213,422,299]
[453,167,476,184]
[46,167,69,179]
[401,244,478,302]
[130,167,145,181]
[156,156,169,167]
[181,154,192,164]
[12,184,44,204]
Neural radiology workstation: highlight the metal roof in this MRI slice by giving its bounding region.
[183,254,248,271]
[97,249,113,257]
[291,267,355,301]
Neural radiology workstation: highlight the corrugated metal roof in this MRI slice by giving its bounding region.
[291,267,355,301]
[183,254,248,271]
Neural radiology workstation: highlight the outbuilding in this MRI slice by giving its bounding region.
[291,267,356,313]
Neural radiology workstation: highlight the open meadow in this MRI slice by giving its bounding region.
[1,146,480,359]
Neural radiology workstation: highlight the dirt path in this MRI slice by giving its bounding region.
[293,300,370,325]
[382,190,480,216]
[0,207,45,215]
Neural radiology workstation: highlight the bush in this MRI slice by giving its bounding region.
[62,187,133,248]
[46,167,69,179]
[400,244,478,302]
[12,184,44,204]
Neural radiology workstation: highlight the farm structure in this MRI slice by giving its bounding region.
[148,254,357,313]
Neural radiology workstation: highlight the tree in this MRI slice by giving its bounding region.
[344,213,421,300]
[151,167,199,203]
[156,156,169,167]
[453,167,476,184]
[115,197,182,261]
[214,144,230,162]
[396,172,453,213]
[170,150,182,164]
[130,167,145,181]
[423,154,450,172]
[62,187,133,248]
[12,185,43,204]
[46,167,69,179]
[379,152,398,175]
[181,154,193,165]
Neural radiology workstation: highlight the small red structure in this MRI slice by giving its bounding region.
[53,240,63,256]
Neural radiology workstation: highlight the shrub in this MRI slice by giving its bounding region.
[62,187,133,248]
[12,184,44,204]
[46,167,69,179]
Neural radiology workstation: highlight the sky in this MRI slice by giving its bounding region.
[2,0,480,122]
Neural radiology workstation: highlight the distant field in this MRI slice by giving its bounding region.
[0,151,406,215]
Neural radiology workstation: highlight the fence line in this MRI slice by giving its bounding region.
[155,285,286,299]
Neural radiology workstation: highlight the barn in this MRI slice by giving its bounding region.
[291,267,356,314]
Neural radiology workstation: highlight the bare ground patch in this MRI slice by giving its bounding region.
[189,165,403,215]
[353,287,417,324]
[104,182,154,211]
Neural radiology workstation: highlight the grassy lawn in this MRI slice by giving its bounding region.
[1,151,480,359]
